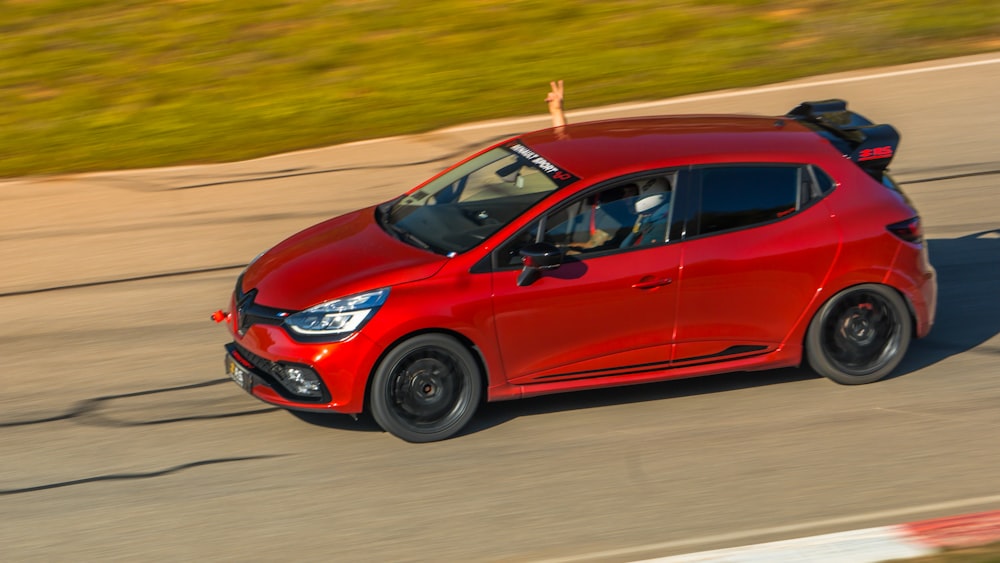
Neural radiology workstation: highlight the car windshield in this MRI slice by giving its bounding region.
[382,146,571,254]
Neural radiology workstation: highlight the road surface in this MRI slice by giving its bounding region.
[1,52,998,561]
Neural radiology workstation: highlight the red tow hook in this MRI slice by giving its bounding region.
[211,310,230,323]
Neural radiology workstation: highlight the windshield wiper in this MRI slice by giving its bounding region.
[378,203,441,252]
[384,221,431,250]
[398,227,432,250]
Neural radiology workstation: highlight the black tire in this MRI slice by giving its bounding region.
[806,284,912,385]
[369,334,482,442]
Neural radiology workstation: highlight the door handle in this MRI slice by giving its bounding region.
[632,277,673,289]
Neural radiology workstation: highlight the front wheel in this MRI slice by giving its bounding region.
[806,284,912,385]
[369,334,482,442]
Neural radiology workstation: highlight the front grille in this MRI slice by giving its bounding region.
[233,279,293,336]
[233,342,280,377]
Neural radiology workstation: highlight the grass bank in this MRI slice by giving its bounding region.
[2,0,997,177]
[896,541,1000,562]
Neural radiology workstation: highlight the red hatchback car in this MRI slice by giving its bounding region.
[218,99,936,442]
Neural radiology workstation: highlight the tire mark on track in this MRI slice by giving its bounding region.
[0,378,278,428]
[167,134,509,191]
[901,168,1000,185]
[0,264,246,298]
[3,169,995,300]
[3,209,334,242]
[0,455,286,496]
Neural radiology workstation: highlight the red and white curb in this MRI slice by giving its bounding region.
[640,510,1000,562]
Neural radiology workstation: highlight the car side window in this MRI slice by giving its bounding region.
[495,174,675,268]
[693,165,803,236]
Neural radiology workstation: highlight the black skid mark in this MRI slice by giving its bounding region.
[0,378,278,428]
[0,455,286,495]
[0,264,246,298]
[168,134,512,191]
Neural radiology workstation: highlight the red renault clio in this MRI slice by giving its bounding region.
[217,100,936,442]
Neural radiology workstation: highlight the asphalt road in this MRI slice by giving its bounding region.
[1,53,998,562]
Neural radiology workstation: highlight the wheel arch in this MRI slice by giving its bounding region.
[898,287,921,339]
[803,281,915,384]
[802,281,917,351]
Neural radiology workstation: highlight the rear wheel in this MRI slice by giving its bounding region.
[370,334,481,442]
[806,284,911,385]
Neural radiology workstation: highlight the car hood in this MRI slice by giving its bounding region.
[241,205,448,310]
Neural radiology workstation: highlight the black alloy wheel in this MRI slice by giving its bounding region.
[806,284,912,385]
[370,334,482,442]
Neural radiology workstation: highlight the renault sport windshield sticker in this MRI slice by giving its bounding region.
[506,141,579,187]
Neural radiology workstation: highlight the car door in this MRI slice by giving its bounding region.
[489,173,684,385]
[671,164,840,365]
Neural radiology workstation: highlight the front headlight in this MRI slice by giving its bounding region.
[284,288,390,339]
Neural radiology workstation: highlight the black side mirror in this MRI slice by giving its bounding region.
[517,242,562,286]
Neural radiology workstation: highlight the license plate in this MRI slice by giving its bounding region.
[226,354,251,390]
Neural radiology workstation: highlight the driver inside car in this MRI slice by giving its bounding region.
[563,183,640,253]
[620,177,672,247]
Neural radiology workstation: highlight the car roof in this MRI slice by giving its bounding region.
[516,115,837,179]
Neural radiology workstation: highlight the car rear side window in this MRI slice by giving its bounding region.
[811,165,836,194]
[693,165,805,236]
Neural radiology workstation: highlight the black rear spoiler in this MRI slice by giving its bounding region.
[786,99,899,180]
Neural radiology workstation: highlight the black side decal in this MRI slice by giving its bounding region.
[531,345,769,382]
[672,344,769,364]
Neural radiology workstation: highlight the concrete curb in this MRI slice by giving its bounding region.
[641,510,1000,562]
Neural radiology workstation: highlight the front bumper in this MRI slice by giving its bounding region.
[223,325,377,414]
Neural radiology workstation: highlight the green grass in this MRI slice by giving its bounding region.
[1,0,998,177]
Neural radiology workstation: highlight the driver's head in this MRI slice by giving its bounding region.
[634,177,670,214]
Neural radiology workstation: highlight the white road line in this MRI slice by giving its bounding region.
[638,526,933,563]
[99,54,1000,170]
[534,493,1000,563]
[445,55,1000,133]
